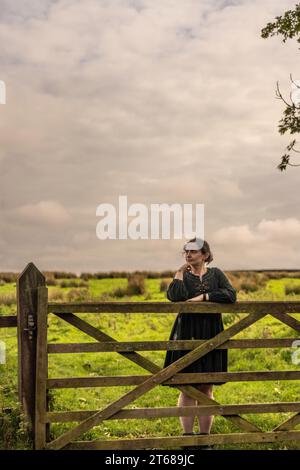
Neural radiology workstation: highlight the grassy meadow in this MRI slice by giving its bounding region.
[1,270,300,450]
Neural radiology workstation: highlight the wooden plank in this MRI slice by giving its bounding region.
[52,313,259,434]
[46,310,266,449]
[271,311,300,333]
[46,370,300,389]
[46,402,300,423]
[0,316,17,328]
[64,430,300,450]
[47,337,299,353]
[34,287,48,450]
[272,413,300,431]
[48,301,300,314]
[17,262,45,437]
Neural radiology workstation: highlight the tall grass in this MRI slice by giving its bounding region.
[227,272,267,293]
[160,278,172,293]
[0,406,31,450]
[127,274,145,296]
[111,274,146,297]
[0,292,16,306]
[285,283,300,295]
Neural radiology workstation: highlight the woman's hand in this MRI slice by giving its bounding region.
[177,263,191,273]
[186,294,204,302]
[174,263,191,280]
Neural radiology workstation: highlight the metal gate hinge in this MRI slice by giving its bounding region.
[24,314,36,341]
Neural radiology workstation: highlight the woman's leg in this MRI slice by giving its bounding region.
[178,392,196,433]
[196,384,214,433]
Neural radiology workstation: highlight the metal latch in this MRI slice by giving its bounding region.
[24,314,36,340]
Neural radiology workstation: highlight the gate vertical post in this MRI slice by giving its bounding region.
[35,286,48,450]
[17,262,46,438]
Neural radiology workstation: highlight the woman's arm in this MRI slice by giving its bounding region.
[207,268,237,303]
[167,264,190,302]
[186,294,204,302]
[167,279,189,302]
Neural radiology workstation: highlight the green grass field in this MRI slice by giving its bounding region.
[1,276,300,450]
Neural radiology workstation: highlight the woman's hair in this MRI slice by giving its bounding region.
[185,238,213,264]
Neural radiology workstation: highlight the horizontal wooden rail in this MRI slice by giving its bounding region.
[63,430,300,450]
[48,301,300,314]
[0,315,17,328]
[47,370,300,388]
[47,338,299,353]
[46,401,300,423]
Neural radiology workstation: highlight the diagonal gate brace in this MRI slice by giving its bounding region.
[46,310,267,449]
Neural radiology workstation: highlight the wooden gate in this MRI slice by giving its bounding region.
[12,263,300,449]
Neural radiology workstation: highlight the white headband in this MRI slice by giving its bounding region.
[184,238,204,251]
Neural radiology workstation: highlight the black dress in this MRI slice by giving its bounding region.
[163,267,236,386]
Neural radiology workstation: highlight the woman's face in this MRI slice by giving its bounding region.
[184,249,207,265]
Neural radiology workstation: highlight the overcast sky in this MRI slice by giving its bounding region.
[0,0,300,273]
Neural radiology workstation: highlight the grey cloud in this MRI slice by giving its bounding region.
[0,0,299,271]
[0,0,57,23]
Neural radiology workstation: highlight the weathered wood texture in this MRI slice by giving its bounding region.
[46,401,300,423]
[48,301,300,314]
[47,337,298,353]
[16,262,45,436]
[34,287,48,450]
[0,316,17,328]
[46,370,300,389]
[64,430,300,450]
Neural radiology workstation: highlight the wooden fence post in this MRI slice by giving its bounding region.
[17,263,46,438]
[35,286,48,450]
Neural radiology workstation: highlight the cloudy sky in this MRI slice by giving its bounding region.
[0,0,300,273]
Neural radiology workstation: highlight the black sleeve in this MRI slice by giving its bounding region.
[208,268,237,303]
[167,279,189,302]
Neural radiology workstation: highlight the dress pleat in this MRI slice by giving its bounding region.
[163,312,227,385]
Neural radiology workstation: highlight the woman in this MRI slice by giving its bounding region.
[163,237,236,443]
